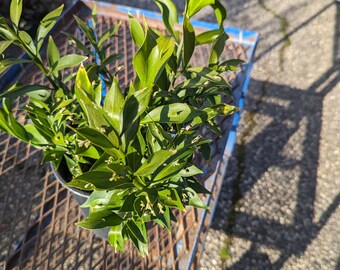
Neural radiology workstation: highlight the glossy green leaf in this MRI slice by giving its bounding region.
[74,16,97,45]
[104,76,124,116]
[158,189,185,211]
[108,224,125,251]
[126,219,147,244]
[121,87,152,134]
[75,127,115,149]
[10,0,23,28]
[185,187,208,209]
[47,36,60,68]
[187,0,214,17]
[18,30,37,55]
[54,54,87,72]
[36,5,64,51]
[182,16,195,68]
[196,29,223,45]
[211,0,227,26]
[76,208,123,229]
[154,0,179,39]
[179,165,203,177]
[128,14,145,46]
[24,124,49,146]
[209,32,228,65]
[135,149,174,176]
[141,103,203,124]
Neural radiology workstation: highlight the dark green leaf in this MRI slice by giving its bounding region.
[76,208,123,229]
[98,23,121,47]
[182,16,195,68]
[76,126,115,149]
[209,32,228,65]
[126,219,147,244]
[62,31,92,55]
[211,0,227,26]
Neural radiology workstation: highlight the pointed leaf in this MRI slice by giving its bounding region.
[135,149,174,176]
[10,0,23,28]
[108,224,125,251]
[76,208,123,229]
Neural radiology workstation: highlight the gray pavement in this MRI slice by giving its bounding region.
[199,0,340,269]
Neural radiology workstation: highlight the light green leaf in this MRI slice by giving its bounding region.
[209,32,228,65]
[108,224,125,251]
[76,208,123,229]
[104,76,124,117]
[0,84,50,99]
[196,29,223,45]
[47,36,60,69]
[76,126,115,149]
[141,103,203,124]
[24,124,49,146]
[10,0,23,28]
[62,31,92,55]
[18,30,37,55]
[0,58,32,74]
[211,0,227,26]
[128,14,145,46]
[54,54,87,72]
[158,189,185,211]
[179,165,203,177]
[185,187,208,209]
[98,23,121,47]
[187,0,214,17]
[0,40,13,54]
[135,149,174,176]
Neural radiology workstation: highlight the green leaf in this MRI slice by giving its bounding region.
[0,40,13,54]
[0,58,32,74]
[75,65,93,103]
[209,32,228,65]
[75,127,115,149]
[211,0,227,26]
[121,87,152,134]
[70,170,133,190]
[196,29,223,45]
[154,0,179,39]
[0,84,50,99]
[62,31,92,55]
[182,16,195,68]
[101,54,121,66]
[141,103,203,124]
[179,165,203,177]
[187,177,210,194]
[104,76,124,117]
[47,36,60,69]
[74,16,97,45]
[158,189,185,211]
[75,144,100,159]
[135,149,174,176]
[24,124,49,146]
[108,224,125,251]
[36,5,64,51]
[18,30,37,55]
[10,0,23,28]
[54,54,87,72]
[81,190,123,208]
[185,187,208,209]
[126,219,147,244]
[98,23,121,47]
[187,0,214,17]
[76,208,123,229]
[128,14,145,46]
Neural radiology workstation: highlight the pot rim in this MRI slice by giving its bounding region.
[50,163,91,199]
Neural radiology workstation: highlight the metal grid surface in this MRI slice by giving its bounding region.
[0,1,257,269]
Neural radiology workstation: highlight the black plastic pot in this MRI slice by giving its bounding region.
[50,163,109,239]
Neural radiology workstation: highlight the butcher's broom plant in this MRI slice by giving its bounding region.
[0,0,242,255]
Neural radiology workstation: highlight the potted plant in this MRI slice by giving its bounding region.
[0,0,241,256]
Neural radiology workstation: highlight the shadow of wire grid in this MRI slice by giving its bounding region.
[200,0,340,269]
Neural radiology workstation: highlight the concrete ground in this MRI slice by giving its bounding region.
[198,0,340,269]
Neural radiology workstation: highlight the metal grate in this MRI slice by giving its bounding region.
[0,1,257,269]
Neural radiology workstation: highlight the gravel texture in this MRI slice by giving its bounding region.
[198,0,340,269]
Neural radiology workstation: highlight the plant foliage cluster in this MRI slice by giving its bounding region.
[0,0,242,255]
